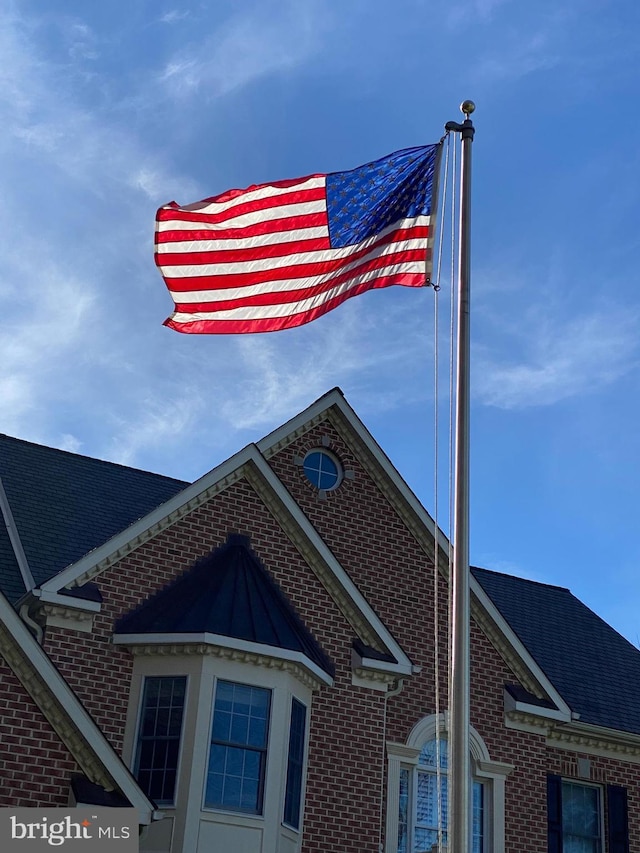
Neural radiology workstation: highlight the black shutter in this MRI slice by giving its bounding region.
[607,785,629,853]
[547,774,563,853]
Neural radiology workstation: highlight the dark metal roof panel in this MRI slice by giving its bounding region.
[115,534,334,677]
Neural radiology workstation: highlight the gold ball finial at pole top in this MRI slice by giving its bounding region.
[460,100,476,116]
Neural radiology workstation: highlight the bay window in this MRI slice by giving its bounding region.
[206,680,271,813]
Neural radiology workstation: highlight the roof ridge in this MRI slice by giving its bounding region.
[0,433,189,485]
[471,564,570,593]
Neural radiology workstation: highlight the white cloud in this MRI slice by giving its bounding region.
[475,30,560,81]
[159,10,190,25]
[58,434,83,454]
[475,305,639,409]
[158,0,327,100]
[217,291,434,432]
[0,264,97,436]
[66,22,98,61]
[107,391,202,468]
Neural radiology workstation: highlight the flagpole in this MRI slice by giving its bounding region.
[445,100,475,853]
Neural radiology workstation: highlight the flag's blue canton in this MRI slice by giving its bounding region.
[325,144,440,249]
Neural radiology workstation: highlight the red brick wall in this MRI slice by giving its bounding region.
[0,656,79,807]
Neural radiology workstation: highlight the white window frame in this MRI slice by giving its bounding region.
[123,652,316,853]
[560,779,605,853]
[132,672,190,808]
[386,713,513,853]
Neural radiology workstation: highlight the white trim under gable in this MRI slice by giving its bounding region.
[37,387,571,712]
[0,475,35,593]
[0,591,156,824]
[39,441,413,681]
[40,444,258,594]
[112,631,334,688]
[260,389,573,715]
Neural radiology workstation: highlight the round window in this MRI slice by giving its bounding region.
[302,449,343,491]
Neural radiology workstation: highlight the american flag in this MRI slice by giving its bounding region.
[155,143,442,334]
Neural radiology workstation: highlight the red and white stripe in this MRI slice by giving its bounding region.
[155,175,433,334]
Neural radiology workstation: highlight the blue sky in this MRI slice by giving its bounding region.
[2,0,640,644]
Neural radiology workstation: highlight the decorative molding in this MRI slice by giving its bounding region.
[122,642,326,691]
[243,461,388,654]
[352,667,397,691]
[258,403,332,459]
[506,708,640,763]
[546,724,640,763]
[505,709,553,735]
[40,604,95,633]
[67,472,242,589]
[386,742,421,763]
[0,623,115,791]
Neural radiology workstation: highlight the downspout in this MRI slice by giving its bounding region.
[379,678,406,853]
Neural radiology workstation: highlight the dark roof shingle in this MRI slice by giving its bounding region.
[0,434,187,601]
[473,566,640,736]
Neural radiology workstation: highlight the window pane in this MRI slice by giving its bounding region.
[473,780,484,853]
[398,768,409,853]
[134,676,186,805]
[408,738,483,853]
[562,782,601,852]
[284,699,307,829]
[419,738,448,769]
[207,681,271,814]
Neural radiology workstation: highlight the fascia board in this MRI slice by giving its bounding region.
[112,632,334,687]
[358,655,413,677]
[562,719,640,747]
[40,444,259,594]
[256,388,346,453]
[0,475,35,592]
[31,589,101,612]
[275,393,573,713]
[250,452,413,674]
[0,592,155,823]
[472,578,572,716]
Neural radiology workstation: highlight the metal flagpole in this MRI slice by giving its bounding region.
[445,100,475,853]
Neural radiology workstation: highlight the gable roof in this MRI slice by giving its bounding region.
[0,434,187,601]
[473,567,640,736]
[2,392,639,740]
[115,533,334,678]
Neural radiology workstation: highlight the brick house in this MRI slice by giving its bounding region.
[0,387,638,852]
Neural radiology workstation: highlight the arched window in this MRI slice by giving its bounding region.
[398,736,484,852]
[387,714,513,853]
